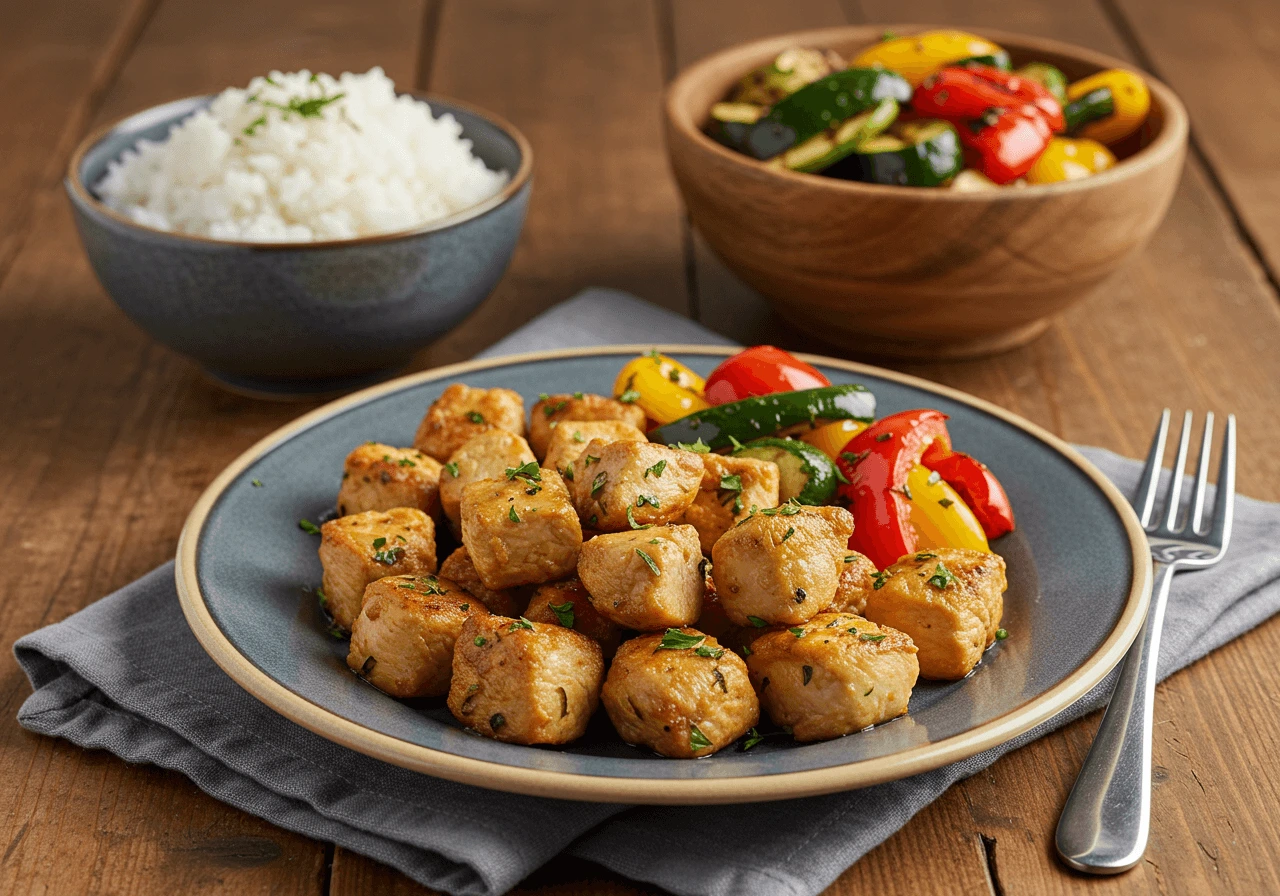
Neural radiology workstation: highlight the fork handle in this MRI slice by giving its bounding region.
[1055,560,1175,874]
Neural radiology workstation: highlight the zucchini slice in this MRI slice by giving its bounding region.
[732,437,839,505]
[827,119,963,187]
[773,97,900,173]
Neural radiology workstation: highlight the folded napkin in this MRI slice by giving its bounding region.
[16,289,1280,896]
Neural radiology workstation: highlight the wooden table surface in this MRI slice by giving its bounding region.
[2,0,1278,893]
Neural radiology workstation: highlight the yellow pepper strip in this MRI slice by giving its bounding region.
[905,465,990,553]
[1026,137,1116,185]
[613,352,709,426]
[852,30,1008,87]
[1066,69,1150,145]
[801,419,869,460]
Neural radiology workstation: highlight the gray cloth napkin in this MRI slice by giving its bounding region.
[15,289,1280,896]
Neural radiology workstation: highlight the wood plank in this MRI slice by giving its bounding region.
[0,0,423,893]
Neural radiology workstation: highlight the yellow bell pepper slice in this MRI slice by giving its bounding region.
[852,30,1008,87]
[801,419,869,460]
[613,352,709,426]
[1026,137,1116,185]
[905,464,990,553]
[1066,69,1150,145]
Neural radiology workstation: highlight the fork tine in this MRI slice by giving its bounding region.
[1189,412,1214,534]
[1162,411,1194,531]
[1134,409,1171,527]
[1206,414,1237,547]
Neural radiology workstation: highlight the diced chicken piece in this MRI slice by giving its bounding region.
[439,429,536,538]
[346,575,488,698]
[524,577,623,658]
[566,439,703,532]
[439,546,533,617]
[602,628,758,758]
[543,420,647,474]
[319,508,437,632]
[746,612,918,742]
[862,547,1006,680]
[578,525,704,630]
[460,468,582,590]
[680,453,781,553]
[413,384,525,461]
[336,443,443,518]
[448,614,604,744]
[529,393,646,459]
[710,505,854,627]
[829,551,879,616]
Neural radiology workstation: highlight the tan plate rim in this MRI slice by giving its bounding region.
[176,346,1152,804]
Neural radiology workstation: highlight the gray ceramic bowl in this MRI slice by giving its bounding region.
[67,94,532,398]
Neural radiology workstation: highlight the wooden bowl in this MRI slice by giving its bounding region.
[663,25,1189,359]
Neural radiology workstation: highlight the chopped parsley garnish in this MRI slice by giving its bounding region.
[648,537,660,544]
[572,431,586,443]
[695,644,725,658]
[635,548,660,576]
[644,460,667,478]
[474,636,488,646]
[875,433,892,442]
[938,497,954,508]
[373,546,404,565]
[915,551,937,560]
[802,665,813,685]
[719,473,743,493]
[841,450,869,464]
[397,457,416,467]
[459,603,470,610]
[626,505,652,530]
[927,563,957,590]
[444,462,459,477]
[859,632,886,642]
[573,392,584,400]
[675,439,710,454]
[418,576,446,596]
[505,461,541,483]
[562,465,574,481]
[315,587,328,609]
[689,724,712,752]
[372,537,386,548]
[251,479,263,488]
[789,627,805,638]
[549,601,576,628]
[508,506,520,523]
[739,644,753,657]
[747,616,768,628]
[618,389,641,403]
[635,494,659,508]
[995,628,1009,641]
[657,629,705,651]
[758,501,801,517]
[741,728,764,751]
[781,526,795,543]
[467,411,485,424]
[591,472,607,495]
[844,554,859,563]
[509,617,534,632]
[871,570,891,590]
[298,518,321,535]
[583,454,600,466]
[326,623,347,640]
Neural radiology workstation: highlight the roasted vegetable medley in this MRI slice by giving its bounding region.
[708,31,1152,187]
[304,346,1015,758]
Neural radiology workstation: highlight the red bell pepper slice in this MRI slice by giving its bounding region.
[835,409,951,569]
[704,345,830,405]
[958,108,1053,184]
[914,66,1065,134]
[921,440,1016,539]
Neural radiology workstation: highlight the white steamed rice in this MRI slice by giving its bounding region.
[96,68,510,242]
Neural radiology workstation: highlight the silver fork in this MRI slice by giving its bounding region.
[1056,410,1236,874]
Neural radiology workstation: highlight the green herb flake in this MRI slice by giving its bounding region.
[875,433,892,442]
[859,632,887,642]
[844,554,859,563]
[657,629,706,651]
[298,518,321,535]
[508,506,520,523]
[372,537,387,548]
[573,392,584,400]
[781,526,795,543]
[626,505,652,530]
[789,627,805,638]
[583,454,600,466]
[474,636,488,646]
[459,603,470,610]
[636,494,659,508]
[562,465,574,481]
[251,479,263,488]
[871,570,891,590]
[444,462,460,477]
[915,551,938,561]
[549,601,576,628]
[720,474,743,493]
[938,497,954,508]
[995,628,1009,641]
[675,439,711,454]
[467,411,485,424]
[397,457,416,467]
[635,548,661,576]
[644,460,667,479]
[572,431,586,443]
[591,471,607,495]
[695,644,726,658]
[739,644,753,657]
[509,617,534,632]
[315,587,328,609]
[373,546,404,565]
[741,728,764,751]
[841,450,869,464]
[927,563,957,590]
[618,389,641,404]
[747,616,768,628]
[689,724,713,752]
[505,461,541,483]
[802,665,813,685]
[543,399,568,417]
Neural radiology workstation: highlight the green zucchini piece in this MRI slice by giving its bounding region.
[1016,62,1068,103]
[650,385,876,452]
[780,97,900,173]
[828,120,963,187]
[732,437,838,505]
[1064,86,1115,134]
[741,68,913,161]
[956,51,1012,71]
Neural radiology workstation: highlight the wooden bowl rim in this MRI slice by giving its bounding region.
[664,23,1189,200]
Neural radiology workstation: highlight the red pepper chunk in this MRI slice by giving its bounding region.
[914,66,1065,133]
[704,345,830,405]
[920,440,1016,539]
[959,109,1053,184]
[835,409,951,570]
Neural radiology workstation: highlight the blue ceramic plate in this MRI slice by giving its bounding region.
[177,347,1150,804]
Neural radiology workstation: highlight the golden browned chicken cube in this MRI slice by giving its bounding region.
[460,468,582,590]
[543,420,647,473]
[413,384,526,461]
[710,505,854,627]
[524,577,623,658]
[566,439,703,532]
[336,443,443,518]
[447,614,604,744]
[862,547,1007,680]
[319,508,438,631]
[529,393,646,459]
[679,453,781,553]
[438,429,536,538]
[828,551,879,616]
[601,629,758,758]
[439,545,533,617]
[577,525,704,630]
[347,575,489,698]
[746,612,918,742]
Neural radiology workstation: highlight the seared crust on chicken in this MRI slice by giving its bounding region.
[460,468,582,590]
[336,443,444,518]
[602,629,758,758]
[543,420,646,474]
[448,614,604,744]
[439,429,536,538]
[747,612,918,742]
[347,575,488,698]
[862,547,1006,680]
[414,384,526,461]
[578,525,705,630]
[710,505,854,627]
[529,393,646,459]
[524,577,623,658]
[566,440,703,532]
[319,508,438,632]
[829,551,879,616]
[680,453,781,553]
[439,545,533,617]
